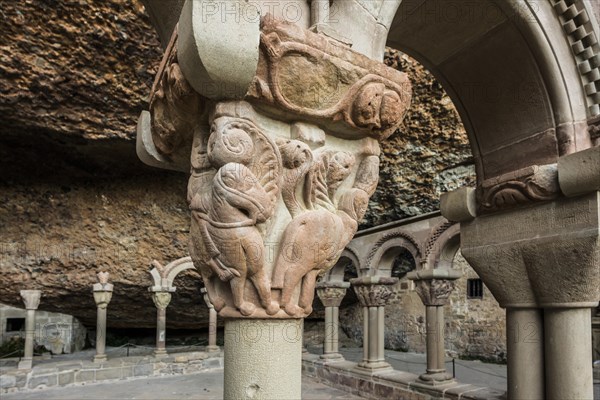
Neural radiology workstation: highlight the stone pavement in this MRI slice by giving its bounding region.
[1,370,360,400]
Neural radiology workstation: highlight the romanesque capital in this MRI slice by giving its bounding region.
[316,281,350,308]
[93,271,114,293]
[151,291,172,310]
[350,276,399,308]
[139,16,411,320]
[93,291,113,309]
[407,269,462,307]
[20,290,41,310]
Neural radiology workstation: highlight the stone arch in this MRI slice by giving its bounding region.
[364,230,422,276]
[323,248,360,282]
[380,0,595,191]
[423,222,461,270]
[149,256,195,291]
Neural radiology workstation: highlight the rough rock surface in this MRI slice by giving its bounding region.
[0,0,473,328]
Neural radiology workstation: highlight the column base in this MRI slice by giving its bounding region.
[353,361,393,375]
[154,349,169,358]
[418,370,455,386]
[93,354,107,363]
[18,358,33,370]
[205,345,220,353]
[318,353,345,362]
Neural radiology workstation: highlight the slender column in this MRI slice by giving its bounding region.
[545,308,593,400]
[151,290,173,358]
[408,268,461,385]
[202,287,220,353]
[93,272,113,363]
[17,290,41,370]
[351,276,398,375]
[316,281,349,361]
[224,319,302,400]
[506,308,544,400]
[310,0,330,27]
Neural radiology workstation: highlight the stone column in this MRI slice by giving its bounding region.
[202,287,220,353]
[316,281,350,361]
[506,308,544,400]
[351,276,398,374]
[442,148,600,400]
[150,289,173,358]
[93,272,113,363]
[17,290,41,370]
[137,7,412,399]
[407,268,461,385]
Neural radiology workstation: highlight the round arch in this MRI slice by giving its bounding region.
[365,231,422,276]
[380,0,596,199]
[425,223,461,270]
[323,248,360,282]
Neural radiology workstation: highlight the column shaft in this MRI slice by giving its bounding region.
[377,306,385,362]
[311,0,329,26]
[324,306,334,354]
[155,307,167,355]
[23,309,35,360]
[435,306,445,371]
[367,307,378,362]
[224,319,302,400]
[506,308,544,400]
[332,306,339,354]
[544,308,593,400]
[425,306,438,373]
[208,308,218,349]
[362,306,369,363]
[94,306,107,362]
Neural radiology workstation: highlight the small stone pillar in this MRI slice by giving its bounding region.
[150,289,174,357]
[18,290,41,370]
[316,281,350,361]
[408,268,461,385]
[351,276,398,374]
[201,287,219,353]
[93,272,113,363]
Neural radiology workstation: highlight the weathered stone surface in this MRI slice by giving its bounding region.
[0,0,471,328]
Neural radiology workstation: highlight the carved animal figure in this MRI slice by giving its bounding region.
[190,162,279,316]
[272,145,373,317]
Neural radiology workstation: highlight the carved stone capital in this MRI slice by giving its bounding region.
[407,269,461,307]
[152,291,172,310]
[350,276,399,307]
[20,290,41,310]
[316,281,350,308]
[93,290,113,309]
[141,15,411,320]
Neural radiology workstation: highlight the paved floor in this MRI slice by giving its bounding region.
[1,371,360,400]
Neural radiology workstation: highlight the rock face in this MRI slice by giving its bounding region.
[0,0,473,329]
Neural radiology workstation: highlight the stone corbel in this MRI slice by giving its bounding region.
[558,145,600,197]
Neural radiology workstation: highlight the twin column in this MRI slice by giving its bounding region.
[350,276,398,374]
[316,281,350,360]
[407,268,461,385]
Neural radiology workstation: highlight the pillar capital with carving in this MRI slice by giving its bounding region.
[350,276,399,308]
[151,291,173,311]
[93,271,113,309]
[138,16,412,321]
[316,281,350,308]
[20,290,41,310]
[407,269,462,307]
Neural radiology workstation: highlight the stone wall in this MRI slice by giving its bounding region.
[0,304,86,355]
[339,253,507,363]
